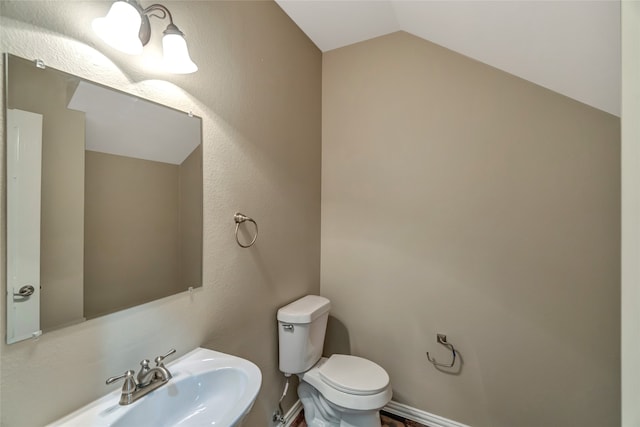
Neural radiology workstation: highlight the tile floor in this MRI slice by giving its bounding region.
[290,410,428,427]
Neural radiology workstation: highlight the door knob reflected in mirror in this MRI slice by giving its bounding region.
[13,285,35,298]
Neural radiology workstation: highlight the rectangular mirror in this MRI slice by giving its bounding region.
[5,54,203,343]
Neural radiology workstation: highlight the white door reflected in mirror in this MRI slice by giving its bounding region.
[6,108,43,344]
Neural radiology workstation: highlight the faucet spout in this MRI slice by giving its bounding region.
[118,368,170,405]
[138,366,171,386]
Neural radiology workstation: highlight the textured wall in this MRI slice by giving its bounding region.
[322,32,620,427]
[0,1,321,425]
[621,2,640,426]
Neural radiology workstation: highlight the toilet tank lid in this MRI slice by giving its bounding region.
[278,295,330,323]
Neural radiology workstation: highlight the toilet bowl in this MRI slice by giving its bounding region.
[277,295,392,427]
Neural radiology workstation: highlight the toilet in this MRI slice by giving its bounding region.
[278,295,392,427]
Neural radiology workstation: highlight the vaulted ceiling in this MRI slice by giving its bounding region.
[275,0,621,117]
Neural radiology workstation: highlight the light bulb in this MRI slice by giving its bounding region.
[92,1,144,55]
[162,25,198,74]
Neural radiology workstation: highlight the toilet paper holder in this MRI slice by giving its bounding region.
[426,333,457,368]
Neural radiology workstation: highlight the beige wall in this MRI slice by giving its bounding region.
[7,55,85,332]
[322,32,620,427]
[84,147,204,319]
[621,2,640,426]
[179,145,203,290]
[84,150,181,319]
[0,1,321,425]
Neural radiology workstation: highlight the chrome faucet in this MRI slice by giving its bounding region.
[106,349,176,405]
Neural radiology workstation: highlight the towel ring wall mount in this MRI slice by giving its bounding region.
[426,333,457,368]
[234,213,258,248]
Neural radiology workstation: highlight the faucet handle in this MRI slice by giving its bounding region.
[154,349,176,381]
[154,349,176,366]
[106,370,136,393]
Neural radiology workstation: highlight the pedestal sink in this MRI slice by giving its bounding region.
[48,348,262,427]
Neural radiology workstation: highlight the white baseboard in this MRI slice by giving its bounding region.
[383,401,471,427]
[282,399,303,427]
[284,399,469,427]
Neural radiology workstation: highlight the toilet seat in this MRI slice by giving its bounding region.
[300,356,392,411]
[319,354,389,396]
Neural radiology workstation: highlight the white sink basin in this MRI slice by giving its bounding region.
[49,348,262,427]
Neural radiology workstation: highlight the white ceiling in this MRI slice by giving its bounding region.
[275,0,621,116]
[68,80,201,165]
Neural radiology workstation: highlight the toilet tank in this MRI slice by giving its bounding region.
[277,295,331,375]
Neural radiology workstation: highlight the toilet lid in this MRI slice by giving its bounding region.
[319,355,389,396]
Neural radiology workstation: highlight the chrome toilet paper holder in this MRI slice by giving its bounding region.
[426,333,457,368]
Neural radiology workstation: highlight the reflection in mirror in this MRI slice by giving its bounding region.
[5,54,203,343]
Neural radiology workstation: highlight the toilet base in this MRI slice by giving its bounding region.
[298,382,382,427]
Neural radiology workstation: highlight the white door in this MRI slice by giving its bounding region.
[6,108,43,344]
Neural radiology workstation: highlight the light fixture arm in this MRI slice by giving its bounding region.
[142,4,175,25]
[128,1,181,46]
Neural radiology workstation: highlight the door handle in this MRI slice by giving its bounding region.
[13,284,35,298]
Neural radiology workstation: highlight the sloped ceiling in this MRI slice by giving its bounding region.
[275,0,621,116]
[68,80,201,165]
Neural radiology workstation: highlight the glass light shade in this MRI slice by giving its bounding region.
[162,32,198,74]
[92,1,143,55]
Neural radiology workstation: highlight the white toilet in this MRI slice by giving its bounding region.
[277,295,392,427]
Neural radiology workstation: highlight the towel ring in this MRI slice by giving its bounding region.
[234,213,258,248]
[426,333,457,368]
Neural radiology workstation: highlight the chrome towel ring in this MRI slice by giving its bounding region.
[234,213,258,248]
[426,333,457,368]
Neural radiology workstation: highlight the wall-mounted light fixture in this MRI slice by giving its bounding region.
[92,0,198,74]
